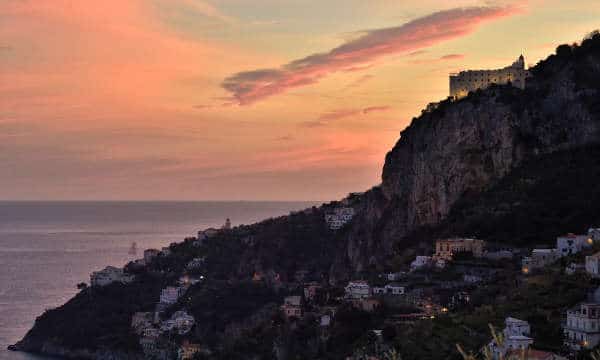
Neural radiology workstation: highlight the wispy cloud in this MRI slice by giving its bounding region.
[174,0,236,24]
[409,53,466,64]
[440,53,465,60]
[343,74,375,91]
[222,4,523,105]
[301,105,392,127]
[362,106,391,114]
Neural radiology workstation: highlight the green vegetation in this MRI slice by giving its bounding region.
[418,145,600,248]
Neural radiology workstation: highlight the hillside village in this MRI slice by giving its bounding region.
[85,207,600,360]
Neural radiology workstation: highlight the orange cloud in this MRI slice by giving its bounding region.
[440,54,465,60]
[362,106,391,114]
[222,5,523,105]
[301,105,392,127]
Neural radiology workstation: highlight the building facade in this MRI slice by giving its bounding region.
[344,280,371,299]
[281,296,302,318]
[589,228,600,242]
[521,249,560,274]
[159,286,187,305]
[434,238,485,261]
[410,256,432,271]
[488,317,534,359]
[557,233,593,257]
[303,282,322,301]
[564,303,600,350]
[384,283,405,295]
[90,266,134,287]
[586,253,600,278]
[449,55,527,99]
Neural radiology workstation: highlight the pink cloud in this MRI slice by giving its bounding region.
[439,53,465,60]
[223,5,523,105]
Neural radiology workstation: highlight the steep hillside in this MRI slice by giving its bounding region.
[11,33,600,359]
[338,33,600,272]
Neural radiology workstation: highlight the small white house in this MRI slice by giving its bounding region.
[159,286,186,305]
[372,287,386,295]
[410,256,432,271]
[564,303,600,350]
[586,253,600,278]
[488,317,533,359]
[320,314,331,327]
[384,283,405,295]
[186,257,206,270]
[386,272,404,281]
[160,310,195,335]
[344,281,371,299]
[281,296,303,318]
[435,259,447,269]
[566,262,585,275]
[589,228,600,242]
[463,274,483,284]
[557,234,592,257]
[505,317,531,336]
[522,248,559,274]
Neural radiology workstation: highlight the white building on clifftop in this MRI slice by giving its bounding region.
[449,55,527,99]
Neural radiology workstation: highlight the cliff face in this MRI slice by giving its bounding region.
[338,40,600,272]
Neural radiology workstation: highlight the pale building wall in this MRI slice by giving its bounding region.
[435,238,485,260]
[449,56,527,99]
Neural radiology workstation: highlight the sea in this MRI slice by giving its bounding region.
[0,201,318,360]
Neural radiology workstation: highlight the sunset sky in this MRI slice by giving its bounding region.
[1,0,599,201]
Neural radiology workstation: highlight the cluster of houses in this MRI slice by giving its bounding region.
[92,243,181,286]
[487,317,566,360]
[399,229,600,355]
[511,228,600,352]
[131,272,205,359]
[565,300,600,351]
[522,229,600,274]
[278,283,336,342]
[410,237,500,272]
[117,216,600,358]
[123,223,224,360]
[132,308,201,359]
[126,246,174,270]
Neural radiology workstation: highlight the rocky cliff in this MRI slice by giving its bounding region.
[336,36,600,273]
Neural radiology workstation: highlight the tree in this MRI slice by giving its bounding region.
[556,44,572,58]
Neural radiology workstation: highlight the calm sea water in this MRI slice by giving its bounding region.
[0,201,317,360]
